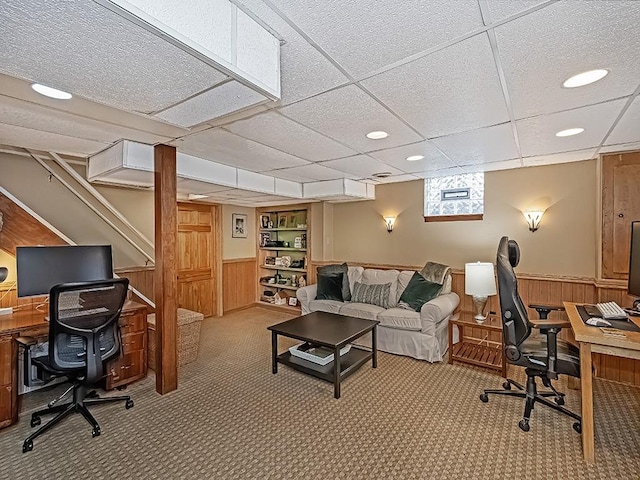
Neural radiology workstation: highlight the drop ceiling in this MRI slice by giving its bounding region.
[1,0,640,205]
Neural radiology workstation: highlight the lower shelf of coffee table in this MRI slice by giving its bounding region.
[277,346,372,382]
[451,341,503,372]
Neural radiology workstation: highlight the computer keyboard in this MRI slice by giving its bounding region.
[596,302,628,320]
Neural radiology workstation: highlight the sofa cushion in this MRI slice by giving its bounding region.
[396,271,414,304]
[378,308,422,331]
[308,299,344,315]
[351,281,392,309]
[361,269,400,307]
[340,302,385,321]
[317,263,351,301]
[398,272,443,311]
[347,266,364,293]
[316,272,344,301]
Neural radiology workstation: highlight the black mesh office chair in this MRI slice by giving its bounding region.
[19,278,134,453]
[479,237,582,433]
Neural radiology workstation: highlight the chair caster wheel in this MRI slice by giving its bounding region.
[573,422,582,434]
[518,420,530,432]
[92,427,101,438]
[30,416,41,428]
[502,382,511,390]
[125,399,134,409]
[555,396,565,406]
[22,440,33,453]
[479,393,488,403]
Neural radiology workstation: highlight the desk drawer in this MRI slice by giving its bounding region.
[121,332,144,352]
[0,337,11,385]
[119,312,146,335]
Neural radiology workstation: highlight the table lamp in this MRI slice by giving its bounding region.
[465,262,497,323]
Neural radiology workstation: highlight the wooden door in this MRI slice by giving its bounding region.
[177,203,219,316]
[602,152,640,279]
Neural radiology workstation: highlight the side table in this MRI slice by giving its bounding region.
[448,311,506,377]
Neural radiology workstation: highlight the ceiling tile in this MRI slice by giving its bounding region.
[606,96,640,146]
[319,155,403,178]
[414,166,466,179]
[176,179,233,195]
[483,1,550,23]
[494,1,640,119]
[176,128,310,172]
[522,148,596,167]
[362,34,509,138]
[156,80,268,127]
[368,141,456,173]
[0,0,227,114]
[462,158,522,173]
[225,111,357,161]
[280,84,423,151]
[235,0,349,105]
[365,173,420,184]
[516,99,625,157]
[431,123,519,166]
[268,0,483,77]
[0,96,170,145]
[266,163,351,182]
[0,122,110,156]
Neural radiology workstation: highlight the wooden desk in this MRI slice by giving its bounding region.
[0,301,147,430]
[564,302,640,463]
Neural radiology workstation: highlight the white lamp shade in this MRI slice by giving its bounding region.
[465,262,497,296]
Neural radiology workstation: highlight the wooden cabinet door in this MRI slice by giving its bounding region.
[602,152,640,279]
[0,336,14,427]
[177,203,218,316]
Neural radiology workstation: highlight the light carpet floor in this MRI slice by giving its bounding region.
[1,307,639,479]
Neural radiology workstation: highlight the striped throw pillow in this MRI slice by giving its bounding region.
[351,282,392,309]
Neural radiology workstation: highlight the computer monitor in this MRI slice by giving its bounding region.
[16,245,113,298]
[628,221,640,309]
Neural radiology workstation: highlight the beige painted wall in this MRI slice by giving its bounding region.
[0,250,17,283]
[95,185,155,244]
[331,160,597,277]
[222,204,256,259]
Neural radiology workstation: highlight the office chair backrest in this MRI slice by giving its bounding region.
[496,236,531,362]
[49,278,129,384]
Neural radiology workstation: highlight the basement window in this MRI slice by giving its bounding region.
[424,173,484,222]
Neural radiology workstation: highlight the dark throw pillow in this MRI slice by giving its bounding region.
[315,272,345,301]
[398,272,443,312]
[351,281,392,309]
[317,263,351,301]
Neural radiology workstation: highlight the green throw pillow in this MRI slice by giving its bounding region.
[398,272,442,312]
[317,263,351,301]
[316,272,344,301]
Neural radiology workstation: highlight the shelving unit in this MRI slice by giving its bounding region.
[257,205,310,311]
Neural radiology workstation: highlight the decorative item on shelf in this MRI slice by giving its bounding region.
[260,232,271,247]
[284,242,290,248]
[281,256,292,267]
[232,213,248,238]
[268,220,274,228]
[260,275,275,284]
[260,214,270,229]
[291,274,297,286]
[294,237,302,249]
[290,259,304,268]
[265,256,276,265]
[298,276,306,288]
[275,257,284,267]
[297,223,307,229]
[274,291,289,305]
[523,210,545,232]
[278,214,287,228]
[288,214,298,228]
[383,216,396,233]
[265,240,285,247]
[301,233,307,248]
[288,297,298,306]
[465,262,497,323]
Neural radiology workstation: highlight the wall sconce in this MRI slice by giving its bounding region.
[523,210,545,232]
[383,216,396,233]
[0,267,7,283]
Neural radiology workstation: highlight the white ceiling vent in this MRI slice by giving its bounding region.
[88,141,375,204]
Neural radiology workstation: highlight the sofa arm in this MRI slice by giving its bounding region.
[419,292,460,333]
[296,284,318,314]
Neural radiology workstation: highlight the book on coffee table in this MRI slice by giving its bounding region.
[289,342,351,365]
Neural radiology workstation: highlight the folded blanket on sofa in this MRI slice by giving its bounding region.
[420,262,452,293]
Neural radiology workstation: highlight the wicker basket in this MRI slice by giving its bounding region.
[147,308,204,370]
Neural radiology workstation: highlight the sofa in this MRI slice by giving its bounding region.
[296,265,460,362]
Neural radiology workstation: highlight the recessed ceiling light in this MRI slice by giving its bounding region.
[555,128,584,137]
[562,69,609,88]
[406,155,424,162]
[31,83,72,100]
[366,131,389,140]
[372,172,392,178]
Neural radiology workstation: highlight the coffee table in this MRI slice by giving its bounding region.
[268,311,379,399]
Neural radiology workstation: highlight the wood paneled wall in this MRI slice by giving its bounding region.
[115,266,155,309]
[223,258,257,313]
[308,261,640,387]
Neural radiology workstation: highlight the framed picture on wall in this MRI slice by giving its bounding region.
[232,213,248,238]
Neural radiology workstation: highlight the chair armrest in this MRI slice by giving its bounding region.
[529,318,571,330]
[296,284,318,314]
[420,292,460,333]
[529,303,565,320]
[16,336,38,347]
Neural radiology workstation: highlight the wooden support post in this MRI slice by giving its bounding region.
[154,144,178,394]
